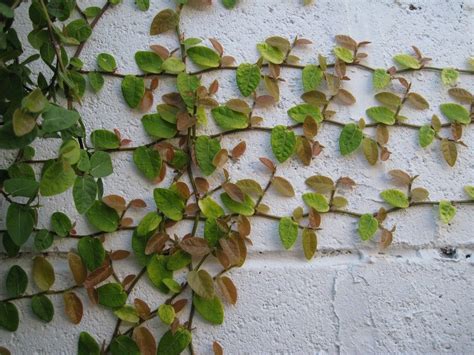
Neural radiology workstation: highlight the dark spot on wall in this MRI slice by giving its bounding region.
[409,4,421,10]
[439,247,457,258]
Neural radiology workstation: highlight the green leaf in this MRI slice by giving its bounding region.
[41,104,80,133]
[12,109,36,137]
[59,139,81,164]
[97,53,117,72]
[88,72,104,92]
[418,125,435,148]
[167,250,192,271]
[150,9,179,35]
[135,51,163,73]
[4,178,39,198]
[236,63,261,96]
[83,6,101,17]
[40,160,75,196]
[198,196,224,218]
[77,151,91,172]
[51,212,71,237]
[86,201,120,232]
[162,57,186,74]
[271,125,296,163]
[440,103,470,124]
[78,237,106,271]
[65,19,92,42]
[187,46,220,68]
[372,69,391,89]
[157,328,192,355]
[133,146,162,180]
[439,200,456,224]
[302,64,324,92]
[73,176,97,214]
[380,189,409,208]
[211,106,249,130]
[464,186,474,199]
[97,283,127,309]
[142,113,177,138]
[110,336,140,355]
[158,304,175,325]
[6,203,34,246]
[34,229,54,251]
[366,106,396,125]
[339,123,363,156]
[147,255,173,293]
[78,332,100,355]
[47,0,75,21]
[441,68,459,86]
[114,305,139,323]
[31,294,54,322]
[302,193,330,212]
[302,228,317,260]
[177,72,200,113]
[333,47,354,63]
[32,256,55,291]
[257,43,285,64]
[279,217,298,250]
[222,0,238,8]
[6,265,28,297]
[0,2,14,18]
[204,218,225,247]
[393,54,420,69]
[135,213,160,239]
[358,214,378,241]
[135,0,150,11]
[121,75,145,108]
[195,136,221,176]
[90,151,113,178]
[193,294,224,324]
[153,188,184,221]
[2,233,20,257]
[220,192,255,216]
[90,130,120,150]
[0,122,38,150]
[287,104,322,123]
[22,88,48,113]
[0,302,19,332]
[187,270,215,299]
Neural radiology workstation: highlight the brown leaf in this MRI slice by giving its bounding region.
[86,287,98,305]
[380,147,391,161]
[410,187,429,202]
[177,111,196,131]
[231,141,246,159]
[407,92,429,110]
[376,125,389,145]
[134,298,151,319]
[303,117,318,139]
[83,264,112,288]
[305,175,334,193]
[220,55,235,66]
[180,237,210,257]
[222,182,245,203]
[68,252,86,286]
[219,238,241,266]
[145,232,169,255]
[294,38,312,46]
[150,78,159,91]
[226,99,251,114]
[130,199,147,208]
[120,217,134,227]
[133,327,156,355]
[259,157,276,172]
[296,136,312,166]
[380,229,393,249]
[272,176,295,197]
[185,203,199,215]
[209,80,219,95]
[389,169,411,185]
[254,95,275,108]
[448,88,473,104]
[195,177,209,194]
[264,75,280,101]
[216,276,238,305]
[122,274,136,288]
[441,139,457,167]
[335,88,356,105]
[209,38,224,56]
[212,149,228,168]
[139,90,154,112]
[337,176,356,188]
[110,250,131,260]
[213,341,224,355]
[102,195,126,214]
[150,45,169,60]
[375,207,387,223]
[301,90,327,106]
[64,292,83,324]
[335,34,357,50]
[172,299,188,313]
[308,208,321,228]
[237,215,251,237]
[451,123,462,141]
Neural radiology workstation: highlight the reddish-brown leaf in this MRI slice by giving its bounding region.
[216,276,238,305]
[102,195,126,214]
[133,327,156,355]
[222,182,245,203]
[145,232,169,255]
[209,38,224,56]
[259,157,276,172]
[134,298,151,319]
[213,341,224,355]
[110,250,131,260]
[180,237,210,257]
[231,141,246,159]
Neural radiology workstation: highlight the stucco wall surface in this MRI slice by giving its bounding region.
[1,0,474,354]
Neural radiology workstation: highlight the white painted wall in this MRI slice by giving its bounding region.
[1,0,474,354]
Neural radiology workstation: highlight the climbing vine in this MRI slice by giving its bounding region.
[0,0,473,354]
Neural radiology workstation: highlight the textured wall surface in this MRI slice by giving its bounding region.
[1,0,474,354]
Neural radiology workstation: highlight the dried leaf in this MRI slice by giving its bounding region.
[63,292,83,324]
[216,276,237,304]
[180,237,210,257]
[272,176,295,197]
[222,183,245,203]
[133,327,156,355]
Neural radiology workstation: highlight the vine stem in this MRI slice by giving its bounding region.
[1,285,81,303]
